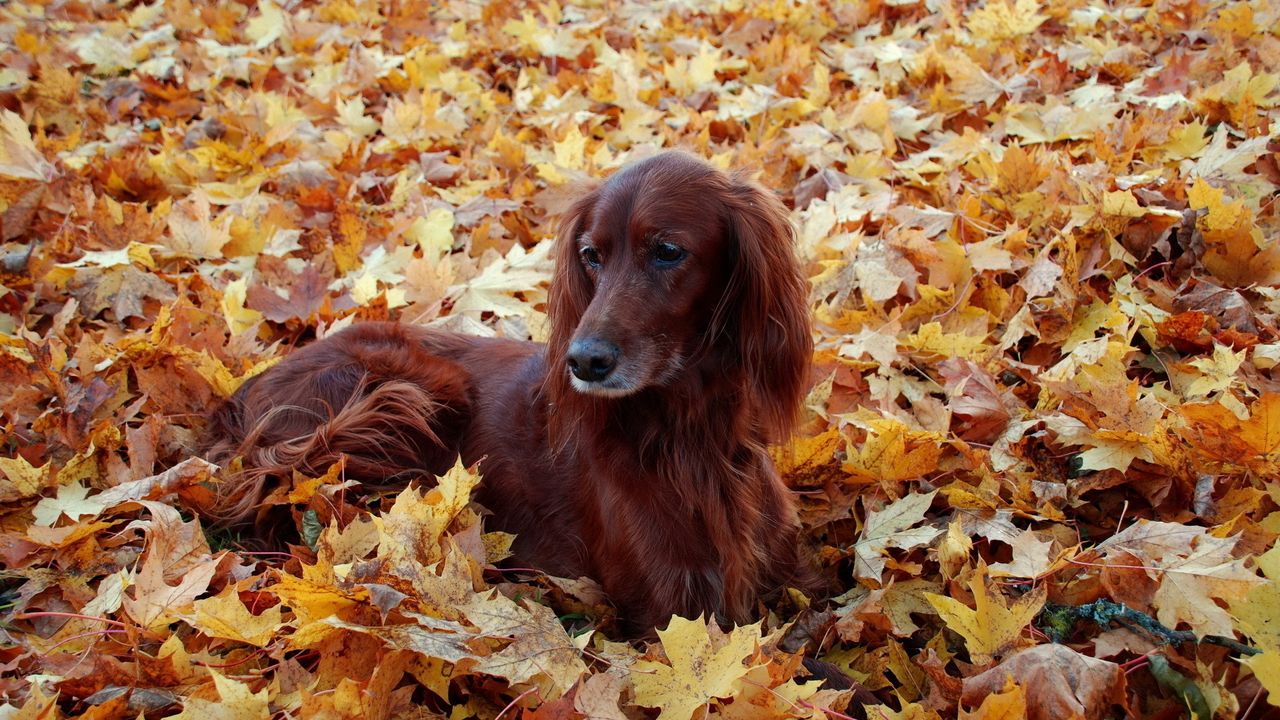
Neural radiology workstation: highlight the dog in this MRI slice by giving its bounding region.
[204,151,818,633]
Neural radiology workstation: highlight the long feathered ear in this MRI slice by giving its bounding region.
[725,176,812,442]
[546,189,599,386]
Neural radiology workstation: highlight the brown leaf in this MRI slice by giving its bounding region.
[69,265,176,320]
[246,264,330,323]
[940,359,1014,443]
[960,644,1128,720]
[1172,279,1259,334]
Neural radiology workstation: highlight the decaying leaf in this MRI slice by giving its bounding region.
[961,644,1128,720]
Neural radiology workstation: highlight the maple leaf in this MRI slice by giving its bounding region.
[191,586,283,647]
[1188,178,1280,287]
[1098,520,1264,637]
[852,490,942,582]
[503,10,585,60]
[67,264,177,320]
[960,678,1027,720]
[31,482,101,526]
[376,462,480,568]
[1180,393,1280,473]
[926,565,1046,664]
[171,670,270,720]
[961,644,1128,720]
[245,0,288,48]
[406,207,456,263]
[472,597,587,698]
[220,276,263,335]
[836,578,942,641]
[246,264,330,323]
[165,189,231,258]
[1231,545,1280,708]
[988,530,1056,579]
[718,660,827,720]
[0,109,56,181]
[1231,545,1280,646]
[0,455,53,502]
[323,614,476,665]
[1185,343,1246,398]
[574,673,628,720]
[772,427,843,488]
[123,552,220,631]
[632,616,761,720]
[843,419,944,484]
[448,241,553,319]
[966,0,1047,43]
[272,570,370,647]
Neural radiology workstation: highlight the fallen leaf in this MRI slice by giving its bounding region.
[926,565,1046,664]
[961,644,1128,720]
[853,491,942,582]
[632,616,761,720]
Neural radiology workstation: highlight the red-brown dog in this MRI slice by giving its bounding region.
[206,151,817,632]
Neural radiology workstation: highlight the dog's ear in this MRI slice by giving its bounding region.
[547,188,600,377]
[725,177,812,442]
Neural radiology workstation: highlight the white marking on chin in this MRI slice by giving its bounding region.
[570,375,643,398]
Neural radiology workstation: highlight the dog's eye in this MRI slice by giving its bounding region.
[652,242,686,267]
[579,246,602,269]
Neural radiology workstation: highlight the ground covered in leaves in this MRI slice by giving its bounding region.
[0,0,1278,717]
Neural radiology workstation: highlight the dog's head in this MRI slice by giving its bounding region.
[546,151,811,439]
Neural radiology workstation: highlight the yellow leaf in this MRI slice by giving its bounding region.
[1242,651,1280,708]
[272,571,368,648]
[1232,544,1280,646]
[967,0,1047,42]
[408,208,456,263]
[925,565,1045,664]
[960,677,1028,720]
[632,616,761,720]
[331,203,366,274]
[905,322,989,360]
[124,555,220,631]
[853,491,942,582]
[336,96,379,137]
[1180,393,1280,473]
[246,0,287,48]
[220,277,263,336]
[166,189,231,258]
[377,461,481,568]
[1228,543,1280,697]
[1188,178,1280,286]
[1101,190,1146,218]
[554,125,588,171]
[1186,343,1246,398]
[31,482,102,526]
[172,670,271,720]
[0,455,52,502]
[843,419,944,484]
[192,586,283,647]
[1160,120,1210,161]
[772,427,843,487]
[865,701,945,720]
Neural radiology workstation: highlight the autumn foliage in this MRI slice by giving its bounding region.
[1,0,1279,717]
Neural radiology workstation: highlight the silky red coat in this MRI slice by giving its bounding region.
[205,151,818,633]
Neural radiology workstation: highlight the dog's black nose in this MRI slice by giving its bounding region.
[567,338,620,382]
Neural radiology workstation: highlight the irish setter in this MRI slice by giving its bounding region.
[205,151,818,633]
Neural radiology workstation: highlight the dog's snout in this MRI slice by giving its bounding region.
[567,338,620,382]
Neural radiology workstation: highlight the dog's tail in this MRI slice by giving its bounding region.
[201,324,470,527]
